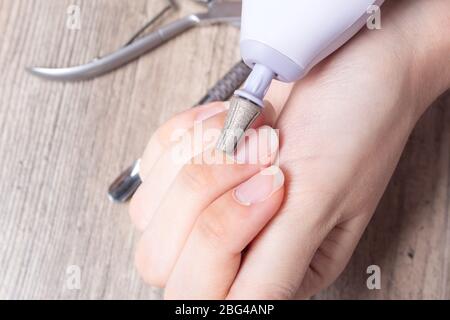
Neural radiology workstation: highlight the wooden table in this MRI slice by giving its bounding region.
[1,0,449,299]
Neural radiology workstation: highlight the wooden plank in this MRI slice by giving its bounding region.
[0,0,240,300]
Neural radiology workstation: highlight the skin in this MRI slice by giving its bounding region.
[129,0,450,299]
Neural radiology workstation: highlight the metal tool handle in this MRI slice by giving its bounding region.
[108,160,142,203]
[28,15,200,81]
[105,15,199,77]
[96,14,200,74]
[198,61,251,105]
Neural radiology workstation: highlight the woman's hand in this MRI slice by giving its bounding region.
[129,0,450,299]
[130,102,285,299]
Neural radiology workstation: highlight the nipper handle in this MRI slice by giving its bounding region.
[27,15,200,81]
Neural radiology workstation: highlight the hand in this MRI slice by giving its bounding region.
[129,0,450,299]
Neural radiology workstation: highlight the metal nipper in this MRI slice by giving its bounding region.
[27,1,241,81]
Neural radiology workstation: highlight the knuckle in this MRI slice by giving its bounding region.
[156,120,183,148]
[195,209,230,250]
[179,163,216,193]
[134,240,168,288]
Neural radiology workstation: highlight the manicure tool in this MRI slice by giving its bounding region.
[27,0,242,81]
[123,0,179,47]
[108,60,251,203]
[216,0,386,154]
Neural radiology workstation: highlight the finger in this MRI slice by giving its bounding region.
[227,190,337,300]
[130,107,228,230]
[164,166,285,300]
[141,102,229,179]
[130,102,274,231]
[129,103,228,231]
[135,126,279,287]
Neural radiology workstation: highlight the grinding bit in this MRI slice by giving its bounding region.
[216,96,262,155]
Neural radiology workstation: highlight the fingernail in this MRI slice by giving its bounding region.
[233,166,284,206]
[235,126,279,164]
[195,102,229,123]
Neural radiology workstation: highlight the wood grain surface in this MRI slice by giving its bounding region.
[0,0,449,300]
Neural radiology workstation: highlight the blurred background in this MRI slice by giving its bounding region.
[0,0,449,299]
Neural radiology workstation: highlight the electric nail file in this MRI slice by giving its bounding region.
[217,0,385,154]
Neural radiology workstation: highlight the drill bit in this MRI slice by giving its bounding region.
[215,96,261,155]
